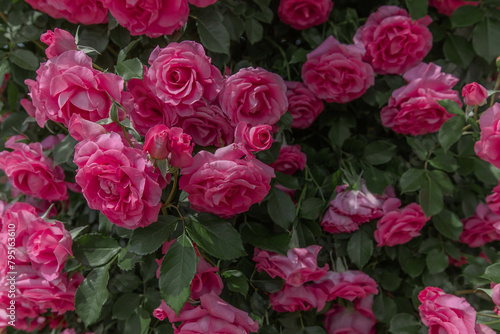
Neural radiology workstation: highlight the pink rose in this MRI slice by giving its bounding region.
[462,82,488,106]
[285,81,324,129]
[253,246,329,286]
[486,181,500,215]
[40,29,77,59]
[179,144,275,218]
[219,67,288,126]
[302,36,374,104]
[143,125,194,168]
[492,283,500,308]
[429,0,479,16]
[476,324,497,334]
[418,287,477,334]
[234,122,273,154]
[460,203,500,247]
[278,0,334,30]
[101,0,188,37]
[24,0,108,24]
[189,0,217,7]
[0,136,67,201]
[374,203,429,247]
[323,301,376,334]
[73,132,164,229]
[40,134,66,150]
[25,50,130,128]
[190,258,224,300]
[269,144,307,175]
[270,284,329,312]
[147,41,223,110]
[381,62,461,135]
[313,270,378,302]
[353,6,432,75]
[475,103,500,168]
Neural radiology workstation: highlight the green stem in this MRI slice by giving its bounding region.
[162,169,179,211]
[265,37,291,81]
[490,75,500,107]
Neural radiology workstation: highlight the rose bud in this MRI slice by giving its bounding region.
[144,124,194,168]
[462,82,488,106]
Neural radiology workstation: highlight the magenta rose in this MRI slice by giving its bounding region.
[462,82,488,106]
[313,270,378,302]
[285,81,324,129]
[219,67,288,126]
[25,50,130,128]
[302,36,374,104]
[73,132,165,229]
[179,144,274,217]
[234,122,273,155]
[0,136,67,201]
[189,0,218,7]
[40,28,77,59]
[270,284,329,313]
[418,287,477,334]
[429,0,479,16]
[380,62,461,135]
[278,0,333,30]
[353,6,432,75]
[24,0,108,24]
[475,103,500,169]
[323,302,376,334]
[147,41,223,110]
[374,203,429,247]
[269,144,307,175]
[143,125,194,168]
[253,246,329,286]
[460,203,500,247]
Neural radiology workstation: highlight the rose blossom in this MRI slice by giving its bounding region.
[418,287,476,334]
[374,203,429,247]
[323,302,376,334]
[0,136,67,201]
[234,122,273,155]
[179,144,275,218]
[475,103,500,168]
[25,50,130,128]
[380,62,461,135]
[460,203,500,247]
[143,125,194,168]
[302,36,374,104]
[253,246,329,286]
[353,6,432,75]
[270,284,329,312]
[278,0,334,30]
[190,258,224,300]
[462,82,488,106]
[476,324,497,334]
[429,0,479,16]
[486,180,500,215]
[313,270,378,302]
[189,0,217,7]
[285,81,324,129]
[269,145,307,175]
[73,132,165,229]
[24,0,108,25]
[40,29,77,59]
[219,67,288,126]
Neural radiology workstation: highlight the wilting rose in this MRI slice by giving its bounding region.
[285,81,324,129]
[278,0,334,30]
[462,82,488,106]
[24,0,108,24]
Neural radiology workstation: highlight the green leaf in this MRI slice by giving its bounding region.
[347,230,373,269]
[481,263,500,283]
[222,270,249,296]
[419,177,443,217]
[400,169,425,193]
[197,18,230,54]
[268,187,296,230]
[75,264,110,327]
[244,18,263,45]
[117,248,142,271]
[364,140,397,165]
[328,121,351,148]
[275,171,300,190]
[405,0,428,20]
[438,115,465,153]
[426,249,448,274]
[240,222,291,254]
[428,154,458,173]
[223,13,245,42]
[432,210,463,240]
[443,35,475,69]
[9,49,39,71]
[398,247,425,278]
[473,17,500,62]
[299,198,324,220]
[450,5,484,28]
[428,170,454,195]
[124,307,151,334]
[115,58,143,81]
[373,293,398,324]
[389,313,420,334]
[290,48,308,64]
[186,215,246,260]
[112,293,142,320]
[129,215,178,255]
[73,234,121,267]
[159,234,198,314]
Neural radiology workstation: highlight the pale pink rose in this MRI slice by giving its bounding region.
[476,324,497,334]
[460,203,500,247]
[270,284,329,312]
[313,270,378,302]
[462,82,488,106]
[475,104,500,168]
[234,122,273,155]
[0,136,67,201]
[381,62,461,135]
[285,81,324,129]
[492,283,500,308]
[147,41,223,110]
[374,203,429,247]
[189,0,217,7]
[429,0,479,16]
[68,114,107,142]
[143,125,194,168]
[190,258,224,300]
[24,0,108,24]
[179,144,275,218]
[219,67,288,126]
[323,302,376,334]
[73,132,164,229]
[25,50,130,128]
[253,246,328,286]
[353,6,432,75]
[269,144,307,175]
[418,287,476,334]
[302,36,374,104]
[101,0,188,37]
[40,28,77,59]
[278,0,333,30]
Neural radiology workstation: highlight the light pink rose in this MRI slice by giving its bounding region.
[475,103,500,168]
[101,0,188,37]
[418,287,477,334]
[302,36,374,104]
[492,283,500,308]
[190,258,224,300]
[234,122,273,155]
[0,136,67,201]
[40,28,77,59]
[380,62,461,135]
[429,0,479,16]
[179,144,275,218]
[143,125,194,168]
[323,302,376,334]
[476,324,497,334]
[285,81,324,129]
[73,132,164,229]
[353,6,432,75]
[270,284,329,313]
[462,82,488,106]
[25,50,130,128]
[269,144,307,175]
[147,41,223,110]
[460,203,500,247]
[189,0,217,7]
[40,134,66,150]
[374,203,429,247]
[313,270,378,302]
[24,0,108,24]
[278,0,333,30]
[253,246,328,286]
[219,67,288,126]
